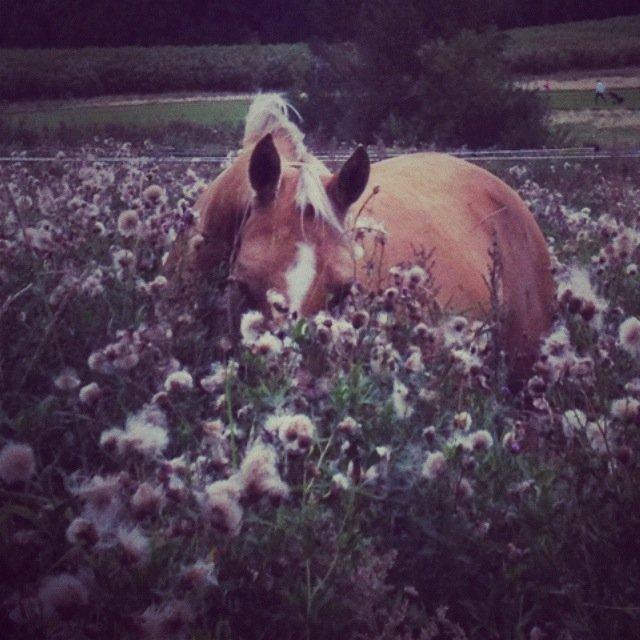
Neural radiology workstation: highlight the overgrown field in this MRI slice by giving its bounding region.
[504,13,640,73]
[1,147,640,639]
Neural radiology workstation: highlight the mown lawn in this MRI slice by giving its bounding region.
[2,98,251,131]
[544,87,640,109]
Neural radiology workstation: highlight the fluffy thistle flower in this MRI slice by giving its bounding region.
[330,319,357,347]
[619,317,640,357]
[201,478,243,536]
[238,441,289,499]
[451,349,482,376]
[610,397,640,422]
[54,367,81,391]
[100,407,169,459]
[625,378,640,397]
[251,331,283,357]
[270,414,316,456]
[118,526,151,564]
[73,474,121,511]
[180,560,218,590]
[140,599,194,639]
[453,412,472,431]
[454,477,474,500]
[392,379,414,419]
[331,472,351,491]
[266,288,289,315]
[502,430,520,453]
[337,416,362,437]
[404,347,424,373]
[130,482,165,518]
[38,573,88,620]
[0,442,36,484]
[240,310,265,345]
[469,430,494,452]
[148,275,168,292]
[351,310,370,329]
[422,451,447,479]
[142,184,164,202]
[422,425,437,443]
[112,248,136,273]
[117,209,140,237]
[557,267,605,322]
[200,361,238,394]
[164,370,194,392]
[66,517,99,547]
[561,409,587,439]
[586,421,608,454]
[405,265,427,287]
[79,382,102,405]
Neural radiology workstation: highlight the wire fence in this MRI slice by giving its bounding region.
[1,147,639,165]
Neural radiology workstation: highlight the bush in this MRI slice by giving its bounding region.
[298,29,547,149]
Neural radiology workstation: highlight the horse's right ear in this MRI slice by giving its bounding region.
[249,134,281,202]
[328,145,370,213]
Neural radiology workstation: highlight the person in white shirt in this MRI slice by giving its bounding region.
[595,80,607,104]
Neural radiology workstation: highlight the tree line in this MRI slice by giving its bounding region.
[1,0,638,48]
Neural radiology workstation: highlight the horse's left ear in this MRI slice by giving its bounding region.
[249,133,281,202]
[328,145,370,214]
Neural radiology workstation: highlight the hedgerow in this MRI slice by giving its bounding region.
[0,44,312,100]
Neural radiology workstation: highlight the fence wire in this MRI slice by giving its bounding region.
[0,147,639,164]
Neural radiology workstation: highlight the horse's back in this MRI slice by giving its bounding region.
[355,152,554,373]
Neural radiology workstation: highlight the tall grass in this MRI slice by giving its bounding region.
[1,145,640,638]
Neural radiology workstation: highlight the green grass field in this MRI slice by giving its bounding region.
[544,87,640,109]
[3,98,251,131]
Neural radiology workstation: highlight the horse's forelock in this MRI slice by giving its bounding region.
[243,93,306,159]
[241,94,341,232]
[295,164,343,233]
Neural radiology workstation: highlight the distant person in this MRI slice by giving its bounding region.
[543,80,551,91]
[594,80,608,104]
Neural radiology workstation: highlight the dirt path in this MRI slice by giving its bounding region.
[550,108,640,127]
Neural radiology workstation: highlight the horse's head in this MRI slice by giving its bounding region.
[229,133,370,320]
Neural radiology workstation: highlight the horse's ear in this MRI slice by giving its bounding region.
[328,145,370,213]
[249,134,281,201]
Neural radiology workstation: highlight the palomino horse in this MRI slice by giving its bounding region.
[167,94,554,375]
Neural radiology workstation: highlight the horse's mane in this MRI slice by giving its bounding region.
[242,93,343,232]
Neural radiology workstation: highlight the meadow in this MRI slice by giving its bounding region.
[1,144,640,639]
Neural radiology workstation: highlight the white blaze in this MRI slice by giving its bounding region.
[285,243,317,312]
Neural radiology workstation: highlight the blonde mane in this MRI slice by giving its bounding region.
[243,93,342,232]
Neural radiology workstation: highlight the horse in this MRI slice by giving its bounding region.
[166,94,555,376]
